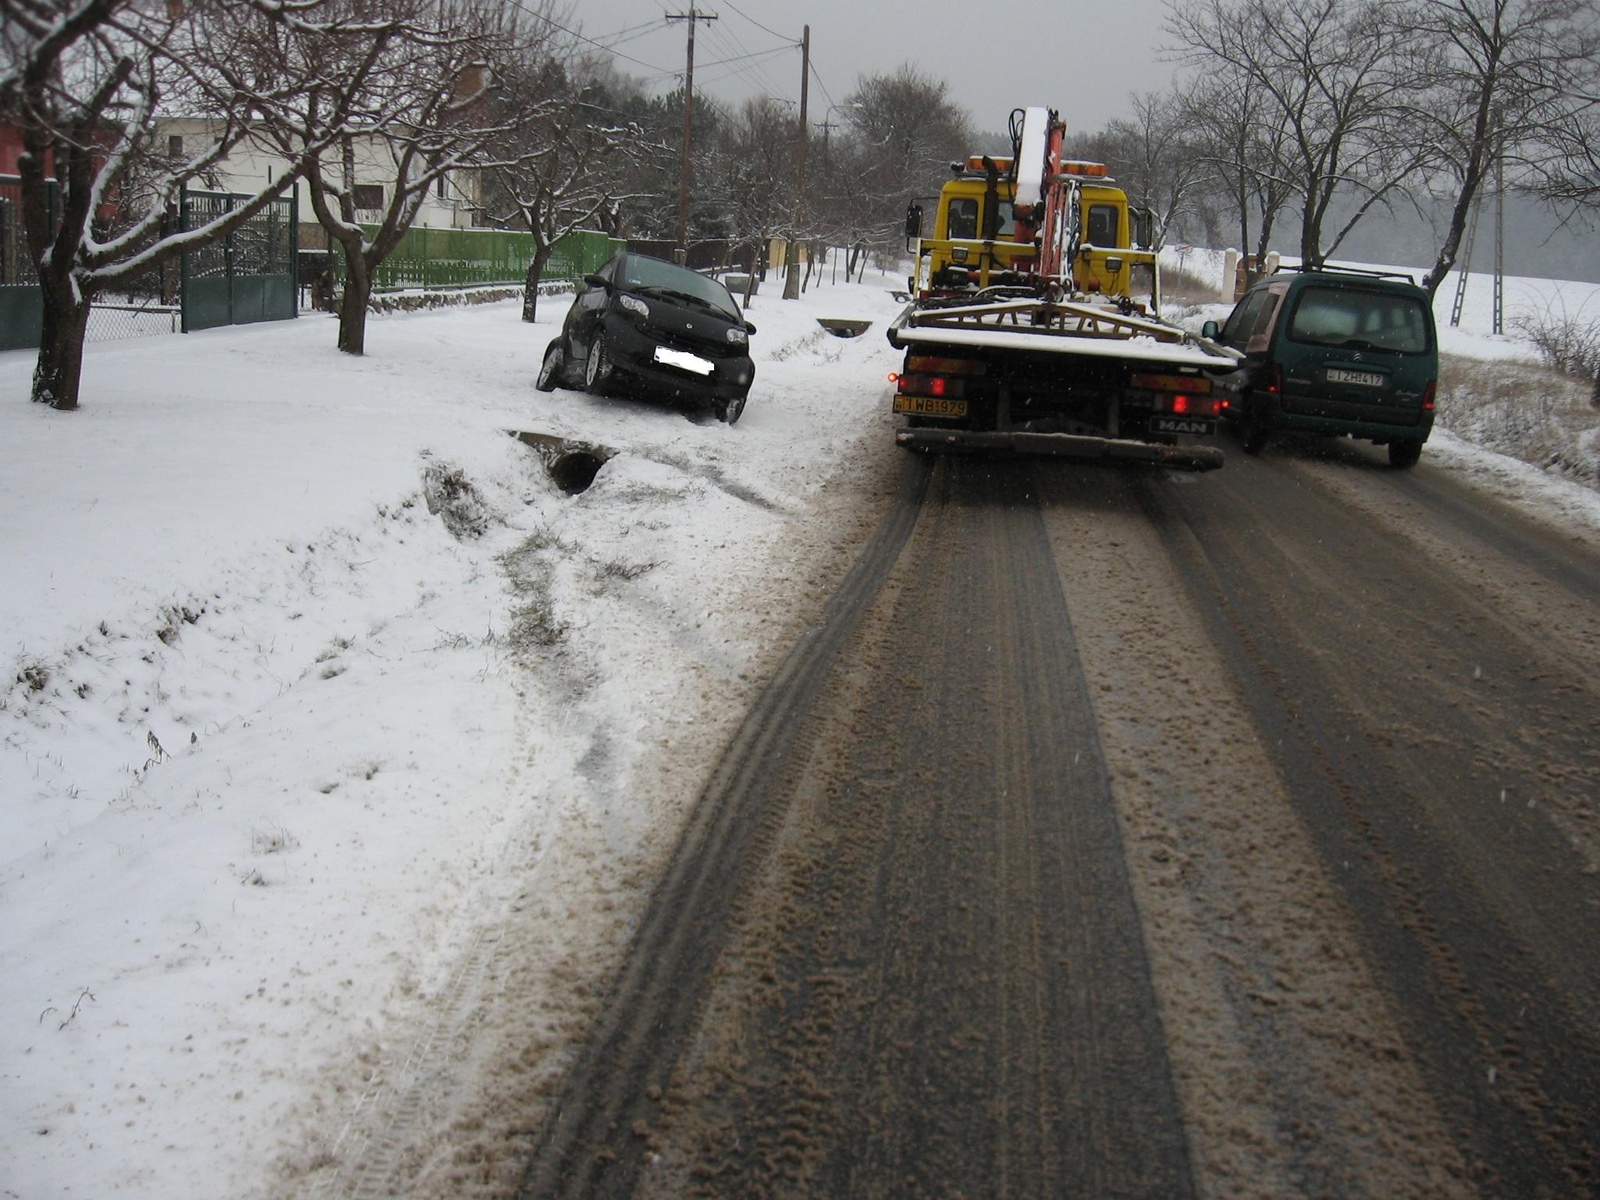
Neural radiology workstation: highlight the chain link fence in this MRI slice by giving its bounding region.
[86,302,181,342]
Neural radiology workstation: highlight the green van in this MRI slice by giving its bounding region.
[1203,265,1438,467]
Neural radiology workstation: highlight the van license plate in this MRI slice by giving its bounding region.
[1153,416,1216,435]
[1327,367,1384,387]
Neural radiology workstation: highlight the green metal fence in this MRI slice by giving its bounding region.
[337,226,622,291]
[0,175,56,352]
[180,187,298,333]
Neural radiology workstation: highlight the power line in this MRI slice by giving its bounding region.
[699,21,792,99]
[503,0,673,76]
[808,60,840,113]
[720,1,796,43]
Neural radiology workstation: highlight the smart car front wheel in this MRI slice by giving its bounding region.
[536,341,564,392]
[716,391,748,425]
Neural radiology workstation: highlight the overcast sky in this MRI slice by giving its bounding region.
[551,0,1180,137]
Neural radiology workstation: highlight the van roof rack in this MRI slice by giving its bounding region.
[1278,262,1418,285]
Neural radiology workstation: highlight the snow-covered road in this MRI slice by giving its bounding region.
[5,257,1600,1199]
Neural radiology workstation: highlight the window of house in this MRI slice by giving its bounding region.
[436,172,448,200]
[168,135,184,158]
[352,184,384,211]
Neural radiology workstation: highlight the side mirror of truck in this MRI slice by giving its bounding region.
[904,203,923,240]
[1201,320,1220,340]
[1133,207,1156,250]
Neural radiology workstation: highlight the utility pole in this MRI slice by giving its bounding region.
[667,7,716,263]
[1493,109,1505,337]
[783,23,810,299]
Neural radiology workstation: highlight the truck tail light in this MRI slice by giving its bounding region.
[1156,392,1223,417]
[896,373,967,399]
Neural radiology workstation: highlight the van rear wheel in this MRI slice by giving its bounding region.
[1240,406,1269,455]
[1388,439,1423,468]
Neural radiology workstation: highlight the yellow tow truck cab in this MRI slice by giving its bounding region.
[918,156,1146,298]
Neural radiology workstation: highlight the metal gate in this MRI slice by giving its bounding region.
[180,187,297,332]
[0,175,57,352]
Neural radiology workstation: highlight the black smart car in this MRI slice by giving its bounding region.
[536,251,757,424]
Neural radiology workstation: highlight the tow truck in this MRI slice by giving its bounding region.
[887,107,1238,471]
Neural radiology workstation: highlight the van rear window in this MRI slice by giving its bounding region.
[1288,287,1430,353]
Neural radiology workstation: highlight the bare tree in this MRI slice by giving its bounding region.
[481,50,652,323]
[807,117,883,281]
[1411,0,1600,296]
[846,65,973,259]
[0,0,349,409]
[1175,70,1297,285]
[1089,91,1212,248]
[710,96,801,281]
[1170,0,1437,268]
[1487,2,1600,223]
[255,0,522,355]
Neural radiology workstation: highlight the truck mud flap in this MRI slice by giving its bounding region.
[894,428,1225,472]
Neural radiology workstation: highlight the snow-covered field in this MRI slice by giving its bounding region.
[3,255,1598,1198]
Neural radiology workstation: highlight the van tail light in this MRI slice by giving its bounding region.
[1264,363,1283,394]
[1423,380,1437,411]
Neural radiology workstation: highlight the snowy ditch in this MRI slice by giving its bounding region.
[0,276,907,1197]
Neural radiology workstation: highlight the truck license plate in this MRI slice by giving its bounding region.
[894,395,968,418]
[1327,367,1384,387]
[1152,416,1215,435]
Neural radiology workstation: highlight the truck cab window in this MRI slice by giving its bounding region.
[1086,204,1119,246]
[947,198,978,240]
[996,200,1017,238]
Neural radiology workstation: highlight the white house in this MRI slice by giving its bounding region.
[157,119,485,232]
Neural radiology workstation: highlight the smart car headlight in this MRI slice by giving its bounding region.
[620,294,650,319]
[726,327,748,345]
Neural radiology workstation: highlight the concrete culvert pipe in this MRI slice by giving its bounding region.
[510,431,615,495]
[547,450,607,495]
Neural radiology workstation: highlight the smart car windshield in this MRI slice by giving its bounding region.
[621,256,741,322]
[1288,287,1430,353]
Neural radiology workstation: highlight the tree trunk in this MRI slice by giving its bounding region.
[522,244,553,323]
[1236,176,1252,291]
[337,247,371,356]
[31,289,93,410]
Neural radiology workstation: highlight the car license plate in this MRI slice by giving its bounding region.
[1327,367,1384,387]
[654,345,714,375]
[893,395,968,418]
[1153,416,1216,435]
